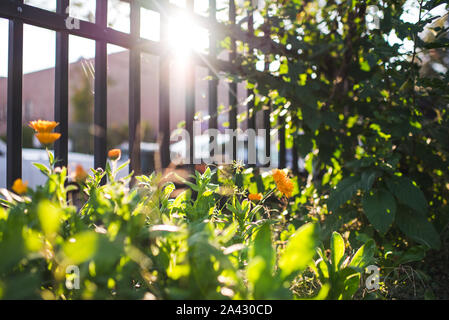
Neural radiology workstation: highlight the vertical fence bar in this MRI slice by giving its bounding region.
[186,0,195,165]
[94,0,108,171]
[229,0,237,162]
[208,0,218,162]
[6,0,24,189]
[279,113,286,168]
[263,18,271,168]
[159,0,170,168]
[54,0,69,168]
[247,4,256,167]
[292,143,299,174]
[129,0,141,175]
[263,103,271,167]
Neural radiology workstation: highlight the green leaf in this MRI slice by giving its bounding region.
[386,176,427,215]
[116,159,130,173]
[327,175,361,212]
[360,170,377,191]
[47,149,55,166]
[63,232,99,265]
[279,223,320,279]
[37,201,61,237]
[247,223,275,297]
[362,188,396,234]
[341,273,361,300]
[397,246,427,265]
[250,223,274,265]
[330,232,345,272]
[349,239,375,270]
[302,104,321,131]
[33,163,51,176]
[395,205,441,250]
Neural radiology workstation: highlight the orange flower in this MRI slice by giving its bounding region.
[29,120,59,133]
[12,178,28,195]
[248,193,263,201]
[35,132,61,145]
[272,169,294,198]
[73,164,88,183]
[108,149,121,161]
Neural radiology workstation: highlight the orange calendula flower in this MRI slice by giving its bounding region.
[108,149,121,161]
[35,132,61,145]
[272,169,294,198]
[73,164,88,183]
[12,178,28,195]
[248,193,263,201]
[29,120,59,133]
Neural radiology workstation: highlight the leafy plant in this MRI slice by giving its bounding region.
[311,232,376,300]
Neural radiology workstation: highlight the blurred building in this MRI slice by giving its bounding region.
[0,51,250,145]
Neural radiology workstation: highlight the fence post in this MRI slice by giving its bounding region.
[94,0,108,173]
[54,0,69,169]
[185,0,195,166]
[6,0,24,189]
[229,0,238,162]
[159,0,171,169]
[129,0,141,176]
[247,4,256,167]
[263,22,271,168]
[279,112,286,168]
[208,0,218,162]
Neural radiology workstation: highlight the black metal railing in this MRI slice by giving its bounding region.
[1,0,289,189]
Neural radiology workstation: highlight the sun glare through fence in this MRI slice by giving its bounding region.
[106,44,130,178]
[140,8,160,42]
[24,0,56,12]
[0,0,288,190]
[69,0,96,23]
[141,53,160,174]
[108,0,130,34]
[68,35,95,174]
[21,25,56,187]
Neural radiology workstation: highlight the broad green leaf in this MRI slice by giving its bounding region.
[250,223,274,269]
[362,188,396,234]
[279,223,320,279]
[63,232,99,264]
[330,232,345,272]
[327,175,361,212]
[341,273,361,300]
[360,170,377,191]
[395,205,441,250]
[37,201,61,237]
[247,256,267,291]
[349,239,375,269]
[386,176,427,215]
[247,223,275,298]
[397,246,427,265]
[315,258,329,280]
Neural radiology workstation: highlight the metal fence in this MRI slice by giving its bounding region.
[0,0,289,188]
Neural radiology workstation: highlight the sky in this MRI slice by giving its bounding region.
[0,0,447,77]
